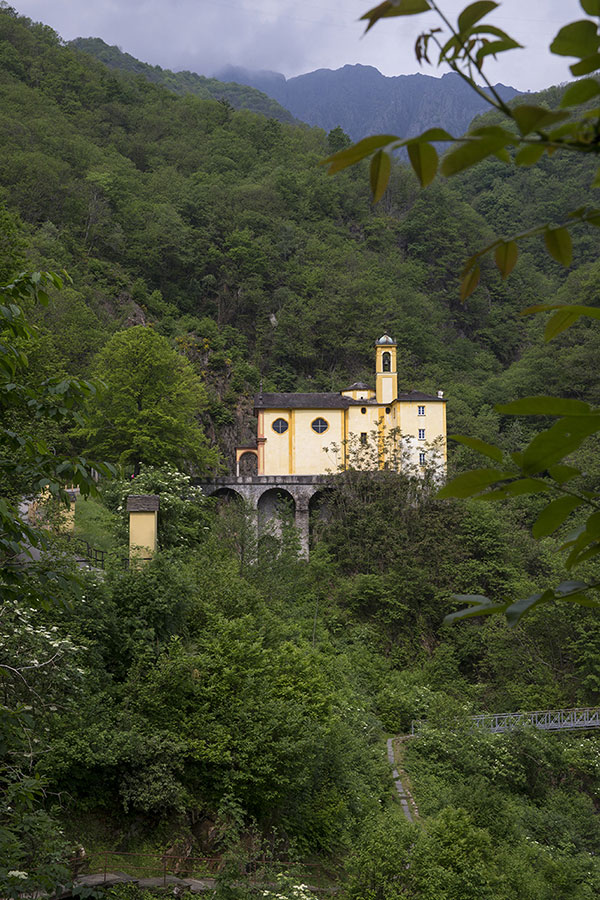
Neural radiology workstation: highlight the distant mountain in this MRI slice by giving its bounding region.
[215,64,524,141]
[71,38,298,125]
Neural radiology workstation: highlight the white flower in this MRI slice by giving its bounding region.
[8,871,28,879]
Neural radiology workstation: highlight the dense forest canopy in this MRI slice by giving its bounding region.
[2,4,600,899]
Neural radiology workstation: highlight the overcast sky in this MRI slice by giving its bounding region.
[11,0,585,91]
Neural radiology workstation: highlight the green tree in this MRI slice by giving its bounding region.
[80,325,219,474]
[0,269,111,897]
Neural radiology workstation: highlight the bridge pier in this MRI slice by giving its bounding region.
[196,475,331,559]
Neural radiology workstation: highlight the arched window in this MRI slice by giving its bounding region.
[311,417,329,434]
[382,351,391,372]
[272,418,288,434]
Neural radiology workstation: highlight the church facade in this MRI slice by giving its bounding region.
[235,335,446,477]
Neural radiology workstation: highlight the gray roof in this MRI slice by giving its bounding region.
[343,382,373,391]
[127,494,160,511]
[376,334,396,345]
[254,389,445,410]
[397,390,446,402]
[255,392,350,409]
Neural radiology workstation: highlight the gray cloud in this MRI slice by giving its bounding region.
[11,0,583,90]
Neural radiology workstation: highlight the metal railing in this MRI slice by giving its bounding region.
[70,536,128,571]
[411,706,600,736]
[470,707,600,733]
[74,849,338,888]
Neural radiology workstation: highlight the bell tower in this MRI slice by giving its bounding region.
[375,334,398,404]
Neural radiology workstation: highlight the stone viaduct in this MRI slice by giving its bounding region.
[196,475,333,557]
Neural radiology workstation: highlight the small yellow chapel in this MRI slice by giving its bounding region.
[235,335,446,477]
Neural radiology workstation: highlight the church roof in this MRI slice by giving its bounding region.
[375,333,396,345]
[254,389,445,411]
[397,390,446,402]
[255,392,350,410]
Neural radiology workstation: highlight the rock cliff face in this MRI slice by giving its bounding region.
[216,64,523,140]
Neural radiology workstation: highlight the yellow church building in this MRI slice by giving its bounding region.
[235,335,446,477]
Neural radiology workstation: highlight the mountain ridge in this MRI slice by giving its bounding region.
[215,62,524,140]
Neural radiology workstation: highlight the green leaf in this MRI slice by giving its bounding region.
[548,463,581,483]
[555,579,590,596]
[496,396,592,416]
[322,134,399,173]
[511,104,570,135]
[475,37,522,65]
[544,307,583,340]
[361,0,431,32]
[457,1,498,34]
[449,434,503,462]
[442,134,511,177]
[460,265,480,300]
[475,478,551,500]
[567,543,600,568]
[532,496,584,539]
[437,467,513,499]
[370,149,392,203]
[443,595,508,625]
[545,226,573,266]
[581,0,600,15]
[493,146,511,164]
[520,415,600,475]
[522,302,600,322]
[494,240,518,278]
[571,53,600,75]
[413,127,454,142]
[407,141,438,187]
[560,77,600,107]
[550,20,600,59]
[469,124,516,140]
[505,589,555,627]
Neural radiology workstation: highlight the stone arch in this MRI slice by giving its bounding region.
[308,487,335,545]
[211,487,244,505]
[257,487,296,538]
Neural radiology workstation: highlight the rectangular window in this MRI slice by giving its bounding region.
[418,405,425,416]
[418,428,425,440]
[360,432,367,445]
[419,451,426,465]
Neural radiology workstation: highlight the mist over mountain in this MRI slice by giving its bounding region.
[215,63,524,140]
[70,38,298,125]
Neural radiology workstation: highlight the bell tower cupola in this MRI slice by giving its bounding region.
[375,334,397,404]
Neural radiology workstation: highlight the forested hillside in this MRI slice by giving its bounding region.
[70,38,299,125]
[2,6,600,900]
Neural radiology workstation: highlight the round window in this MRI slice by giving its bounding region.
[385,407,391,414]
[272,418,288,434]
[361,407,367,414]
[311,417,329,434]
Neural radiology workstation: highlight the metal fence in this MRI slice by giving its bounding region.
[411,706,600,736]
[76,849,338,888]
[71,537,128,571]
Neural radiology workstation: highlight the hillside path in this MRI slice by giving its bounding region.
[387,737,415,822]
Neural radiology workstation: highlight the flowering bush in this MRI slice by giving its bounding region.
[102,466,213,549]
